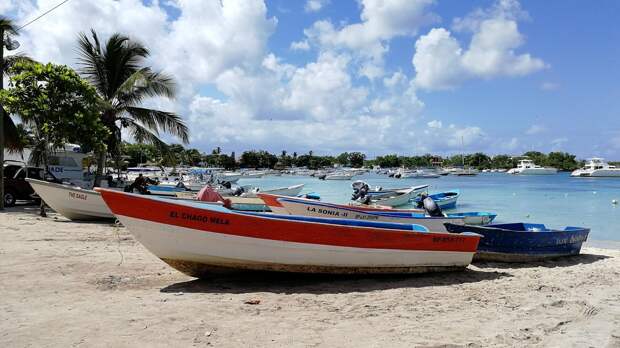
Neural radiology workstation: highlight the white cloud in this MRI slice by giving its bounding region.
[526,124,545,135]
[5,0,493,155]
[301,0,438,80]
[304,0,329,13]
[290,40,310,51]
[427,120,443,128]
[412,0,545,90]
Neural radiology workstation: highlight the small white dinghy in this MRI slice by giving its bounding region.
[26,179,114,220]
[242,184,304,198]
[359,186,424,207]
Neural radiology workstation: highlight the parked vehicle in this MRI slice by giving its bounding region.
[3,161,58,207]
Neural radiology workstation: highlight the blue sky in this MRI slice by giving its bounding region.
[5,0,620,159]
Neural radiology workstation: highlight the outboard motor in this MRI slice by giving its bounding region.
[221,181,232,189]
[352,182,370,202]
[232,186,245,196]
[419,193,443,217]
[318,174,327,180]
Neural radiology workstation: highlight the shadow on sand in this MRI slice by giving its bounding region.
[473,252,610,269]
[160,268,511,295]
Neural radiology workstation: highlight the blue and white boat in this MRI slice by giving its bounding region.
[258,193,496,231]
[414,190,460,209]
[443,222,590,262]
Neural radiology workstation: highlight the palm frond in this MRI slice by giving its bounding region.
[115,68,176,107]
[76,30,109,97]
[125,107,189,144]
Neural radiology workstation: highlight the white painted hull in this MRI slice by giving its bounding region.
[243,184,304,198]
[277,199,464,232]
[27,179,114,220]
[325,174,354,180]
[516,168,557,175]
[217,173,242,183]
[571,169,620,177]
[116,215,474,273]
[182,181,208,191]
[369,188,418,207]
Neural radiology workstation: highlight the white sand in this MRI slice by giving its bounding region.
[1,206,619,347]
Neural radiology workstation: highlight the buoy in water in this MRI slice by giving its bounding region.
[613,199,618,205]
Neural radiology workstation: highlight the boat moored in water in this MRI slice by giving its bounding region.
[95,189,482,275]
[508,159,557,175]
[444,222,590,262]
[570,158,620,177]
[414,190,460,210]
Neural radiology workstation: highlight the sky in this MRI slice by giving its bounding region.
[2,0,620,159]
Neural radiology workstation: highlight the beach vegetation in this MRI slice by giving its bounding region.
[76,29,188,185]
[0,61,109,166]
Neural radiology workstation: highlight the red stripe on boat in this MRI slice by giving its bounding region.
[98,189,479,252]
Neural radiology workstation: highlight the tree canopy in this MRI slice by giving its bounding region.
[0,61,109,164]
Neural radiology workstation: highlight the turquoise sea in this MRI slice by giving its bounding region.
[238,172,620,243]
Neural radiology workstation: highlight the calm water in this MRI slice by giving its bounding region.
[238,172,620,242]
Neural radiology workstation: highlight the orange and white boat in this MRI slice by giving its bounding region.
[96,189,481,276]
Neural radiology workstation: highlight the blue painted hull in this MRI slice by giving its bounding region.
[443,223,590,262]
[414,190,459,210]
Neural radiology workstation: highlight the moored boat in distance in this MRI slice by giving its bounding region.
[26,179,115,220]
[443,222,589,262]
[324,172,355,180]
[570,158,620,177]
[96,189,482,275]
[508,159,557,175]
[241,184,305,198]
[361,186,424,207]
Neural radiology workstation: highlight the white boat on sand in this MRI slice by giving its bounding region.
[27,179,114,220]
[95,189,481,276]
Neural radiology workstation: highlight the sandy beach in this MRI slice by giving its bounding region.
[1,206,619,347]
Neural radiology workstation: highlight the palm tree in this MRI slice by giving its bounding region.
[1,16,33,152]
[76,29,189,185]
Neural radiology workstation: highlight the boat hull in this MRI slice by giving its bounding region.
[444,223,589,262]
[259,194,467,231]
[27,179,114,220]
[97,190,480,276]
[571,169,620,177]
[243,184,304,198]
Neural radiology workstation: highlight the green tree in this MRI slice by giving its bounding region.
[349,152,366,168]
[0,61,109,166]
[546,152,579,171]
[374,154,400,168]
[77,30,188,186]
[336,152,350,166]
[523,151,547,166]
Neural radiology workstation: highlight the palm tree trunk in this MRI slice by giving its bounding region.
[94,150,106,187]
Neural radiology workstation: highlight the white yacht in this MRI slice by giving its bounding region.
[508,159,557,175]
[571,158,620,177]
